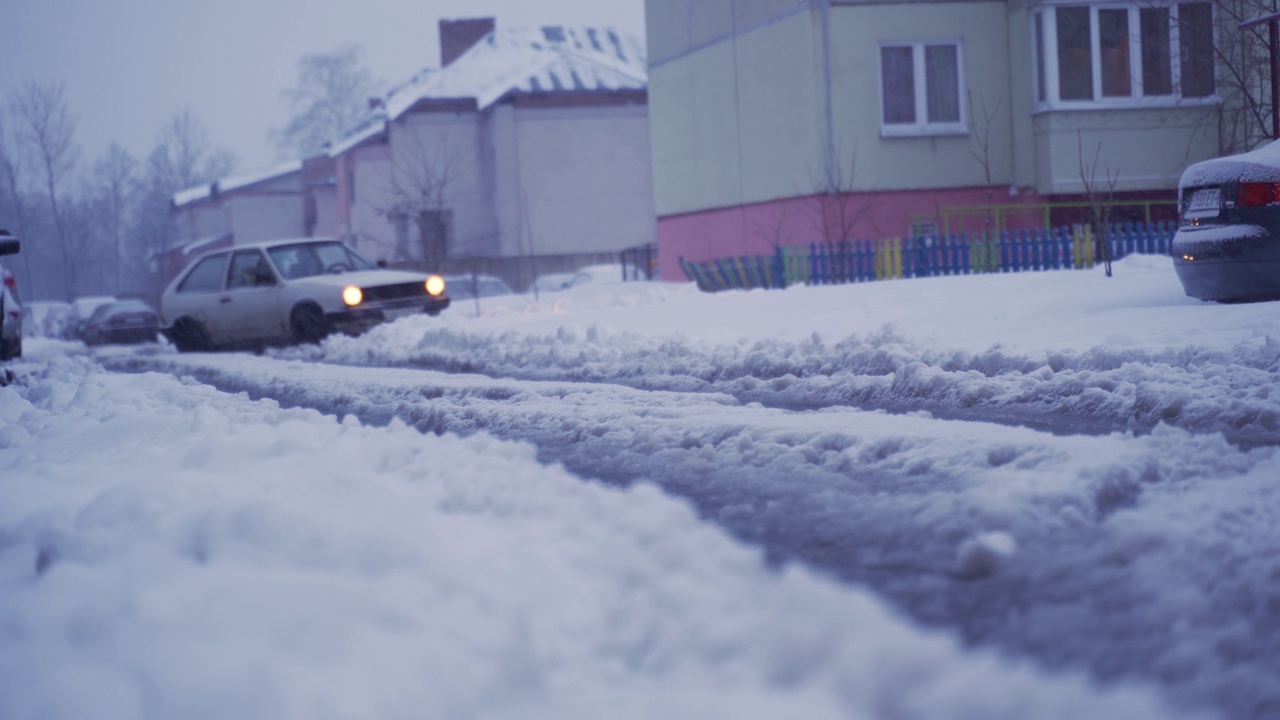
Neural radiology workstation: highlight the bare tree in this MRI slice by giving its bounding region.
[1199,0,1274,153]
[10,79,80,293]
[149,108,235,193]
[134,109,235,295]
[378,122,474,272]
[749,203,798,252]
[966,92,1008,272]
[90,143,139,292]
[273,45,380,159]
[808,144,876,244]
[1078,132,1120,277]
[0,110,35,293]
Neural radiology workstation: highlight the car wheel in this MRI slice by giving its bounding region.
[290,304,330,345]
[0,337,14,361]
[169,318,211,352]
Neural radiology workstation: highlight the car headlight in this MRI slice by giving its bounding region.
[342,285,363,306]
[425,274,445,296]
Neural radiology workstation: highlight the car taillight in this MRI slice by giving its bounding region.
[1237,182,1280,207]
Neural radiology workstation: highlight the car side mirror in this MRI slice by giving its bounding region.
[376,259,388,269]
[0,229,18,257]
[253,269,276,285]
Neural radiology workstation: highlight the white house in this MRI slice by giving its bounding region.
[167,162,325,285]
[327,18,657,289]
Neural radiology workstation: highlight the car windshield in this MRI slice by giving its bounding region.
[267,242,376,280]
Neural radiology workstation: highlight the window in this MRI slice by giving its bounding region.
[880,41,966,136]
[1056,7,1093,100]
[1141,8,1173,96]
[227,251,274,289]
[1033,3,1215,108]
[177,254,229,294]
[1179,3,1215,97]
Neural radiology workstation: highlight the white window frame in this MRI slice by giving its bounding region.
[1031,1,1219,112]
[878,40,969,138]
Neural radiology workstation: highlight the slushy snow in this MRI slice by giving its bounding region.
[4,254,1276,719]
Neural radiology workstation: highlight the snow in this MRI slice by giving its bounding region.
[171,184,212,207]
[215,160,304,194]
[173,161,305,208]
[3,254,1277,719]
[382,25,646,119]
[1179,137,1280,188]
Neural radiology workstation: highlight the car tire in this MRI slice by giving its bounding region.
[0,337,16,361]
[169,318,211,353]
[290,304,330,345]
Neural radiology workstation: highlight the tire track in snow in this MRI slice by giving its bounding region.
[296,325,1280,448]
[106,350,1280,720]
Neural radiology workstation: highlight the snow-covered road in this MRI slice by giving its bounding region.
[5,256,1279,719]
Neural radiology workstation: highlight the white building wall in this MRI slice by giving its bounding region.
[826,1,1014,193]
[226,195,305,242]
[390,112,497,264]
[488,104,524,259]
[174,204,228,245]
[511,104,656,257]
[345,145,396,261]
[1006,1,1039,191]
[648,3,823,217]
[1033,106,1219,194]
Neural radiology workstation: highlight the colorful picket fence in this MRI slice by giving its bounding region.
[679,221,1177,292]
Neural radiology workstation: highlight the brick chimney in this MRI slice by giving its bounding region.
[440,18,495,67]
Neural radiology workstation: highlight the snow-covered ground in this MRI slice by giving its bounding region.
[3,255,1277,719]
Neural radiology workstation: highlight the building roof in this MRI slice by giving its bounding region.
[172,160,304,209]
[329,24,647,158]
[327,110,389,156]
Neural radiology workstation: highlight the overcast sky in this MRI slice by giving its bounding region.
[0,0,647,177]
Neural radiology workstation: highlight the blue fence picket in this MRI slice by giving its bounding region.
[689,219,1182,293]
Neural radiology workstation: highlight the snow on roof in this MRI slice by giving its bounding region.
[172,161,304,208]
[327,110,389,157]
[326,24,647,160]
[384,25,647,119]
[172,184,212,207]
[217,160,303,194]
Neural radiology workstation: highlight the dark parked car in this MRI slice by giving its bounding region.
[81,299,161,346]
[1173,140,1280,302]
[64,295,118,340]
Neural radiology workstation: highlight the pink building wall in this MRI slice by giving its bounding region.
[657,186,1051,282]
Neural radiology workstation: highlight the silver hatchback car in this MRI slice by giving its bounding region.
[160,238,449,351]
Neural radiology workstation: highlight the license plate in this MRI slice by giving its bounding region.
[1185,188,1221,218]
[383,306,420,321]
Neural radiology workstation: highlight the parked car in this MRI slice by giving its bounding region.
[80,299,161,346]
[160,237,450,352]
[0,229,20,361]
[22,300,73,339]
[1173,140,1280,302]
[534,264,629,295]
[443,274,514,300]
[64,295,118,340]
[532,271,580,294]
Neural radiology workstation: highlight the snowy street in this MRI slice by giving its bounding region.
[3,255,1279,719]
